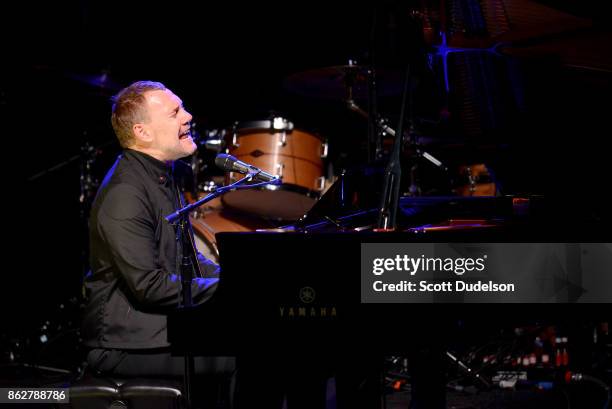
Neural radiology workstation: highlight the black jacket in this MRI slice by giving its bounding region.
[82,149,218,349]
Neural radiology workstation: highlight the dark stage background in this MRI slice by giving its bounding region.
[2,0,611,399]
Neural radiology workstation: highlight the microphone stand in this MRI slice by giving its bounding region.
[165,173,279,224]
[164,171,280,409]
[376,63,415,230]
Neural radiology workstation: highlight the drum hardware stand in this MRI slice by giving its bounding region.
[79,140,102,265]
[28,136,110,248]
[343,61,407,229]
[445,351,492,390]
[165,172,280,409]
[346,100,447,174]
[28,136,112,287]
[375,63,412,230]
[408,162,421,197]
[196,127,226,153]
[345,98,400,228]
[79,141,100,210]
[340,59,383,163]
[27,138,113,182]
[366,62,382,163]
[22,137,108,376]
[75,139,106,314]
[347,86,447,204]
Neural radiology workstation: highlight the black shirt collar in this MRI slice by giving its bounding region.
[124,149,174,186]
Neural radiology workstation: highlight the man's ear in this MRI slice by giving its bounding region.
[132,123,152,143]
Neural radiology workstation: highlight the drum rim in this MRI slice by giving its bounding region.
[233,119,294,133]
[231,119,324,140]
[190,215,220,260]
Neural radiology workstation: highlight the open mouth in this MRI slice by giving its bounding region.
[179,129,191,140]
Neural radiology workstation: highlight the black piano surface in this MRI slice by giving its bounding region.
[168,227,608,356]
[168,168,610,356]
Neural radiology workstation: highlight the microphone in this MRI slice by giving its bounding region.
[215,153,279,183]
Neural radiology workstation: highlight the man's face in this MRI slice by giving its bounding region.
[141,89,196,161]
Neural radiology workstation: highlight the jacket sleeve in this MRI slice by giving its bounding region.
[197,252,221,278]
[97,183,218,308]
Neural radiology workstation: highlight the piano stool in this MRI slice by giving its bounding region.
[60,374,184,409]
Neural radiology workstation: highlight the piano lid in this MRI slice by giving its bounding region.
[283,164,528,233]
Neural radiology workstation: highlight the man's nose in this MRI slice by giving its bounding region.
[183,110,193,124]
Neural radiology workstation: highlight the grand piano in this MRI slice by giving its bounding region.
[168,165,610,357]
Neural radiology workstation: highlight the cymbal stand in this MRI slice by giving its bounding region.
[347,99,395,139]
[27,139,113,182]
[79,141,100,219]
[366,64,382,162]
[342,60,383,163]
[346,100,448,194]
[79,140,101,279]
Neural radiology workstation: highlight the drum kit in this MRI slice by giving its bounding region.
[188,63,497,261]
[221,118,328,220]
[189,116,330,262]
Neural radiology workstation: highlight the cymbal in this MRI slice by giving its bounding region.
[64,70,122,95]
[283,65,402,100]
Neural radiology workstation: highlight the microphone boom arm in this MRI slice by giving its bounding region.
[165,172,280,224]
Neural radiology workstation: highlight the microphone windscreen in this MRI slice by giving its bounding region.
[214,154,234,171]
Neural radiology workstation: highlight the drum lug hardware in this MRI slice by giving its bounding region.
[200,181,217,192]
[467,167,476,194]
[321,142,328,158]
[316,176,326,191]
[275,163,285,178]
[278,131,287,147]
[271,117,293,131]
[231,122,240,147]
